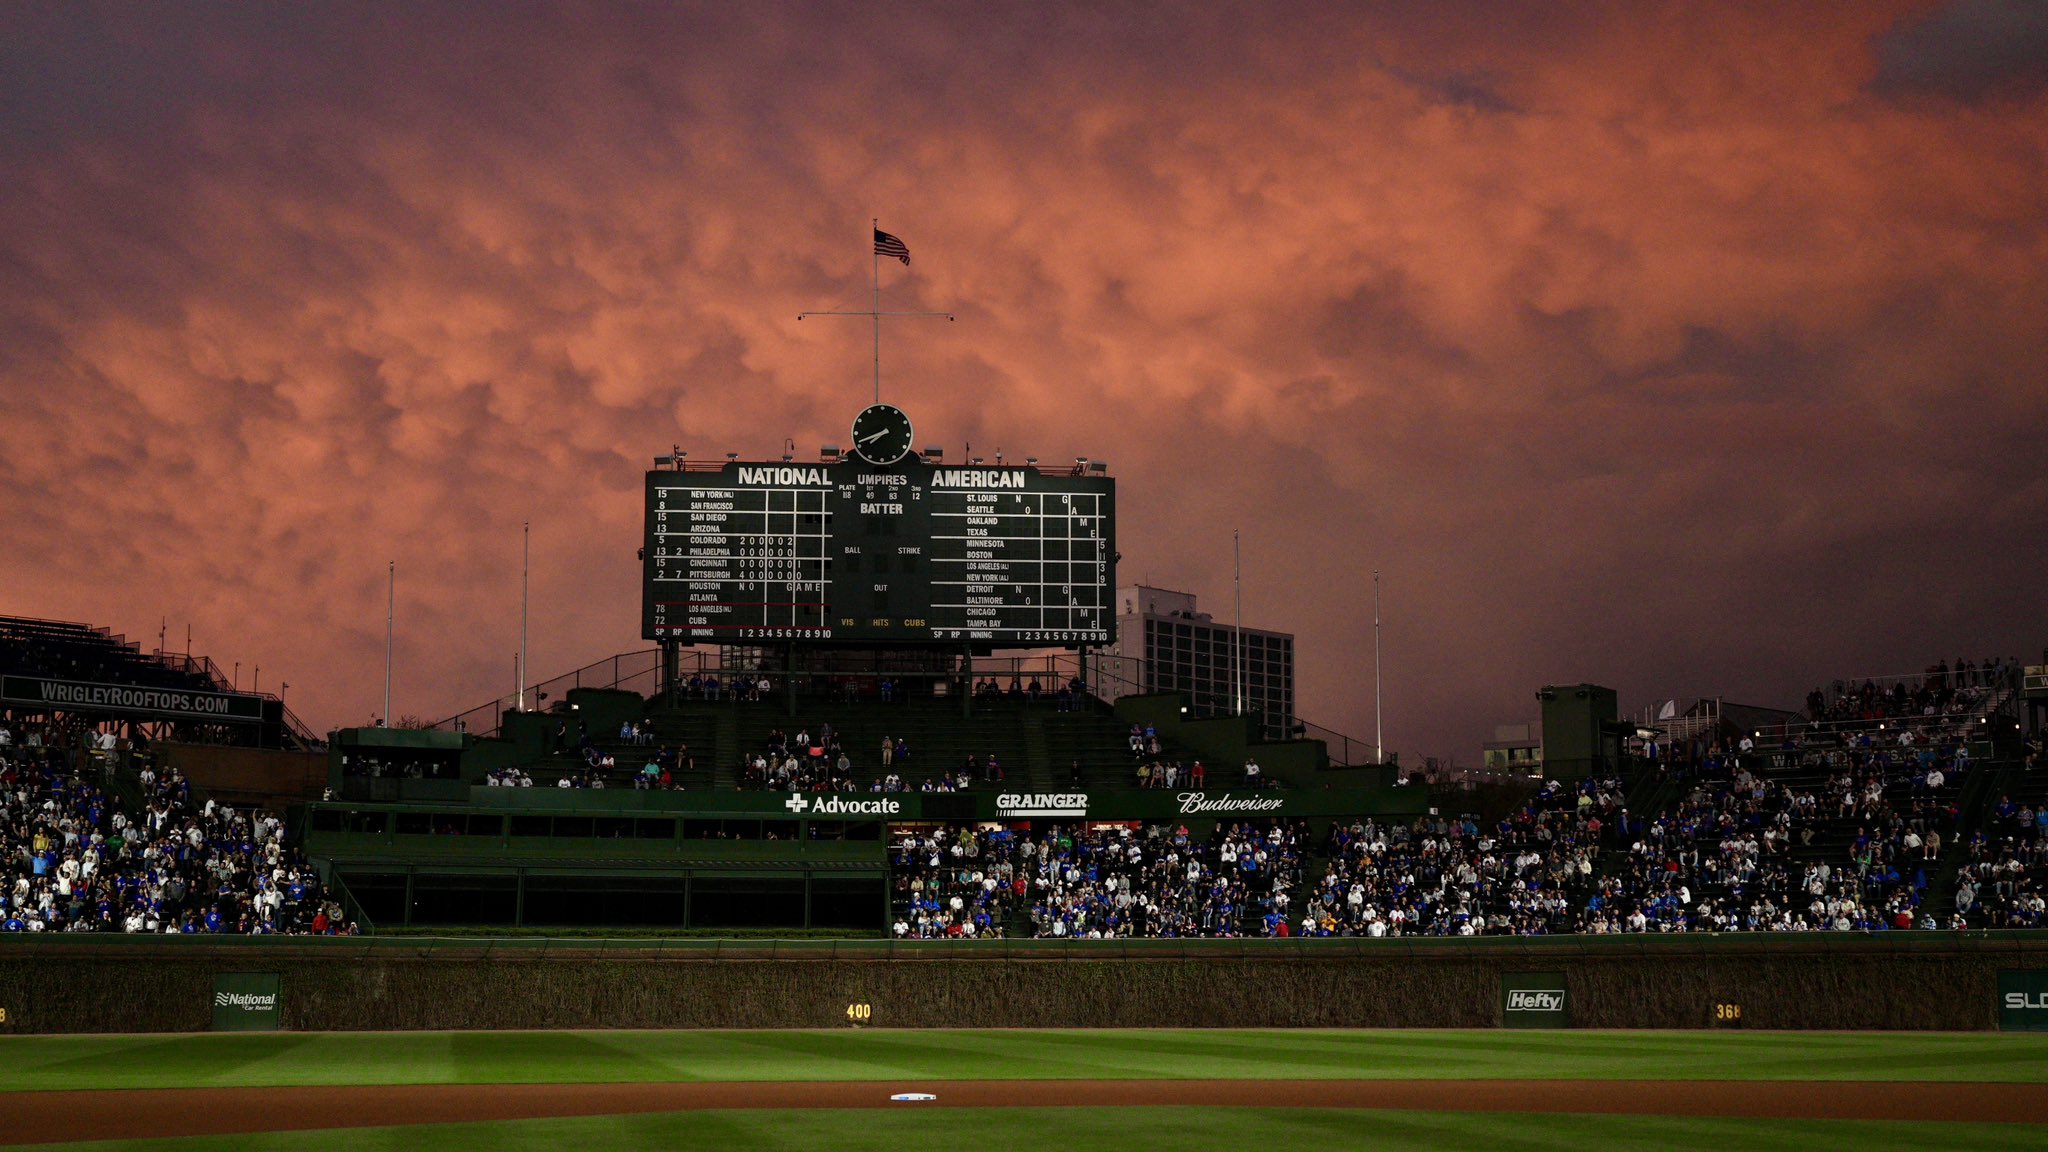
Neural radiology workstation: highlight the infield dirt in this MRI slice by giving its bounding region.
[10,1079,2048,1145]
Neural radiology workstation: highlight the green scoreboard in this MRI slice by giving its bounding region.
[643,460,1115,648]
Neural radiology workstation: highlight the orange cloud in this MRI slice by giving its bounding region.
[1,2,2041,756]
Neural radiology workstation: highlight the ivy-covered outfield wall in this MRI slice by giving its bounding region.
[1,934,2043,1033]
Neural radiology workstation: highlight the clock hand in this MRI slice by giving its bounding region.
[858,429,891,443]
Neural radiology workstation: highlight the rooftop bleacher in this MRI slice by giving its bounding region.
[0,614,317,749]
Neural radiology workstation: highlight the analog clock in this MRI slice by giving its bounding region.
[850,403,914,466]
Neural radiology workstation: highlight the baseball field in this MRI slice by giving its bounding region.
[4,1029,2047,1150]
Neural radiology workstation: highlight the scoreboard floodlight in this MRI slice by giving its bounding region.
[643,405,1116,649]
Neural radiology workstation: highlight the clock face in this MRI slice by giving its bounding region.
[851,403,914,465]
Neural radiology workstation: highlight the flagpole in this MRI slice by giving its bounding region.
[1373,570,1383,765]
[519,520,529,713]
[799,225,951,407]
[1233,530,1244,718]
[385,560,395,727]
[872,217,881,403]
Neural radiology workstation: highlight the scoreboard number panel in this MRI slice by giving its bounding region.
[644,461,1115,648]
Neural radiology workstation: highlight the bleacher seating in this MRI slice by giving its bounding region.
[496,691,1209,796]
[0,615,227,695]
[0,716,343,935]
[885,818,1308,939]
[0,613,315,750]
[318,650,2038,938]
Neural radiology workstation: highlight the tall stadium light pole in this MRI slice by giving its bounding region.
[1374,570,1383,765]
[384,560,394,727]
[519,520,529,713]
[1233,530,1244,718]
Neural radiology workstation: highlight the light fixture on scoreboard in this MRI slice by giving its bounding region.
[1026,456,1038,466]
[725,452,739,462]
[922,445,944,462]
[1088,461,1108,473]
[653,446,686,471]
[821,445,842,462]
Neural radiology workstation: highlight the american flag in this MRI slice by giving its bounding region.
[873,228,911,265]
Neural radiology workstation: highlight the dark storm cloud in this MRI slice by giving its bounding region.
[1872,0,2048,101]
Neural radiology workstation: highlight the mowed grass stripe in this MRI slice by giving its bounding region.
[3,1030,2047,1093]
[29,1107,2044,1152]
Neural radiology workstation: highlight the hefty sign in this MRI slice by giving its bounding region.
[1501,973,1569,1028]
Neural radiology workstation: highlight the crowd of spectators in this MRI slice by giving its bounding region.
[970,675,1087,710]
[732,724,1013,794]
[890,824,1022,938]
[339,747,461,782]
[739,725,860,792]
[1804,659,2018,729]
[1587,733,1963,932]
[1287,729,1973,938]
[1954,780,2048,928]
[885,819,1308,940]
[1025,820,1306,939]
[1302,775,1620,937]
[545,717,692,789]
[1122,723,1263,791]
[0,717,348,935]
[677,672,778,702]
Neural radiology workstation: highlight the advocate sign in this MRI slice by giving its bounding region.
[2,674,265,723]
[782,794,902,817]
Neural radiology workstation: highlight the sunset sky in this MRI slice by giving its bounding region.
[3,2,2043,762]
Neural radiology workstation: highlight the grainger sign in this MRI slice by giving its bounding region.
[997,792,1089,818]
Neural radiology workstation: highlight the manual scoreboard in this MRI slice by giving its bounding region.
[642,461,1115,647]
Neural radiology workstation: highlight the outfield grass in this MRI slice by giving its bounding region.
[2,1029,2045,1093]
[40,1107,2048,1152]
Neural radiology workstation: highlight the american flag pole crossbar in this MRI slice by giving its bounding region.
[795,221,953,405]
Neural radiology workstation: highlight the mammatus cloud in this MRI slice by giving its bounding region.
[1,3,2042,757]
